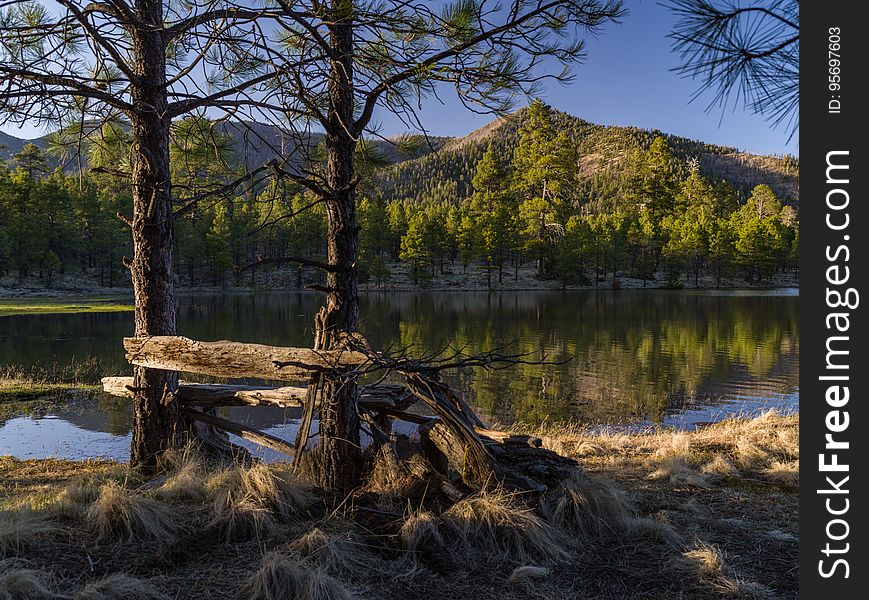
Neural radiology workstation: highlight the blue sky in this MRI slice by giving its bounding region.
[1,1,796,157]
[372,1,796,157]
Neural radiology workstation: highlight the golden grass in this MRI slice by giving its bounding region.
[207,463,314,540]
[242,552,354,600]
[541,474,683,548]
[0,510,55,557]
[75,574,169,600]
[440,486,568,563]
[86,480,178,543]
[0,412,798,599]
[154,446,208,503]
[360,446,433,512]
[540,474,629,536]
[520,411,799,490]
[761,460,799,486]
[679,542,775,599]
[0,561,59,600]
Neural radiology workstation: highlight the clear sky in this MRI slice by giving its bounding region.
[369,0,797,157]
[1,1,796,157]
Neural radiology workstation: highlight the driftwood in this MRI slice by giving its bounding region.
[103,376,419,459]
[102,377,308,407]
[419,420,579,492]
[124,336,367,381]
[402,372,495,484]
[102,377,411,411]
[396,371,575,492]
[112,332,573,491]
[182,407,296,458]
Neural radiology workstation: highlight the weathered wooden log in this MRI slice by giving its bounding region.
[402,372,502,489]
[371,407,435,425]
[477,430,544,448]
[103,377,308,407]
[124,336,368,381]
[368,407,541,448]
[357,384,417,411]
[182,407,296,458]
[103,378,414,412]
[419,420,578,492]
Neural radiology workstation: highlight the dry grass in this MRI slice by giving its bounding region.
[522,410,799,490]
[75,574,169,600]
[49,468,133,520]
[542,473,683,548]
[0,561,59,600]
[0,412,798,599]
[0,510,55,557]
[360,446,433,512]
[242,552,354,600]
[154,446,208,503]
[439,486,568,564]
[507,565,549,584]
[679,543,775,599]
[0,458,120,514]
[761,460,799,486]
[290,526,379,578]
[398,509,443,554]
[207,463,314,540]
[86,480,178,543]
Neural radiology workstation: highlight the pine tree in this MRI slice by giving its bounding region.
[469,145,518,286]
[512,100,575,277]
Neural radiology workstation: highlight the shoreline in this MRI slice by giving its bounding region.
[0,279,800,301]
[1,261,799,300]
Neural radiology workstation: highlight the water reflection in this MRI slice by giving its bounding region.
[0,290,798,460]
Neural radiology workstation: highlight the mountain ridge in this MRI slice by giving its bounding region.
[376,108,798,205]
[1,108,798,203]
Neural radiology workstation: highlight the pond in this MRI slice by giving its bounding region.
[0,289,799,461]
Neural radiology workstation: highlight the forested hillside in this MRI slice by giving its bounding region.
[0,102,798,291]
[377,108,798,206]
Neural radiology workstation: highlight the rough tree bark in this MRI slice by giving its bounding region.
[318,5,363,491]
[128,0,182,473]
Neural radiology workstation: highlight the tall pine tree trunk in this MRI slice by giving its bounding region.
[129,0,182,473]
[318,8,363,491]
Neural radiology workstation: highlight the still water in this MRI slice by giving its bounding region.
[0,290,798,461]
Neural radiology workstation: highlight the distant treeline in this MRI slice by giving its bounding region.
[0,103,797,289]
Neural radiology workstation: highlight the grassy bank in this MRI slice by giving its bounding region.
[0,412,797,599]
[0,297,133,317]
[0,362,104,403]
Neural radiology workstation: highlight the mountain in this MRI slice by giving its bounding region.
[1,108,797,204]
[0,121,446,171]
[0,130,30,157]
[375,109,799,205]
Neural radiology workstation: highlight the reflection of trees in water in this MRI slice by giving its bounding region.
[0,391,132,435]
[388,292,798,425]
[1,291,798,429]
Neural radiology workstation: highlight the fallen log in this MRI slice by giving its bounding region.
[102,378,414,411]
[124,336,368,382]
[369,407,542,448]
[182,407,296,458]
[402,372,497,487]
[102,377,307,407]
[419,420,579,492]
